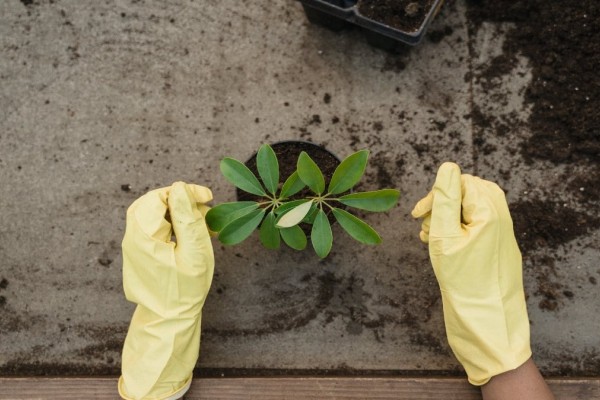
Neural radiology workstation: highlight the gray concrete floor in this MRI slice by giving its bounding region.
[0,0,598,376]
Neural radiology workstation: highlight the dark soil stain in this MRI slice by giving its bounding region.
[528,255,565,312]
[204,271,410,345]
[76,340,123,363]
[97,257,112,267]
[427,25,453,43]
[370,152,396,188]
[510,199,598,254]
[0,360,120,376]
[381,47,411,72]
[467,106,518,159]
[0,304,42,333]
[467,0,600,168]
[203,271,338,337]
[322,273,392,342]
[0,278,8,310]
[358,0,436,32]
[476,54,518,91]
[510,199,598,311]
[409,332,445,354]
[467,0,600,318]
[537,349,600,378]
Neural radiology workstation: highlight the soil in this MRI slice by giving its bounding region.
[236,141,343,233]
[357,0,436,32]
[511,200,599,311]
[201,267,448,376]
[238,141,341,199]
[511,200,599,254]
[465,0,600,319]
[203,271,339,338]
[0,278,8,309]
[467,0,600,164]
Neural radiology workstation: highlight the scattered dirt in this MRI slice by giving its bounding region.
[358,0,436,32]
[427,25,453,43]
[0,278,8,308]
[206,271,383,338]
[510,200,598,254]
[510,199,598,312]
[204,264,445,359]
[536,348,600,378]
[204,271,337,338]
[0,323,128,376]
[0,360,120,376]
[467,0,600,167]
[466,0,600,320]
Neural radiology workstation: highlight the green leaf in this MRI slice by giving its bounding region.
[259,212,280,249]
[280,171,305,198]
[257,144,279,195]
[302,202,319,224]
[276,200,313,228]
[338,189,400,212]
[328,150,369,194]
[332,208,381,245]
[280,225,307,250]
[218,208,266,245]
[311,209,333,258]
[297,152,325,194]
[220,157,266,197]
[274,199,308,215]
[205,202,260,232]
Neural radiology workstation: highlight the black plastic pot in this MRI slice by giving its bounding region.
[298,0,445,49]
[237,141,342,233]
[237,141,341,200]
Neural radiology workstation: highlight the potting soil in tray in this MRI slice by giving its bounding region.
[357,0,436,32]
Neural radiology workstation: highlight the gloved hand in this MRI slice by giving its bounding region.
[411,162,531,386]
[118,182,214,400]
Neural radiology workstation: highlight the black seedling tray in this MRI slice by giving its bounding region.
[298,0,445,48]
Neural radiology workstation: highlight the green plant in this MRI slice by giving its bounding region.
[206,144,400,258]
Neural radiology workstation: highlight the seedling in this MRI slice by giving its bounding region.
[206,144,400,258]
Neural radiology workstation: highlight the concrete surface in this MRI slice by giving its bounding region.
[0,0,598,377]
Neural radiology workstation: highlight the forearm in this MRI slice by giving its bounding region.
[481,358,555,400]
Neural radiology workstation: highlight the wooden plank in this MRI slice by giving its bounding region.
[0,377,598,399]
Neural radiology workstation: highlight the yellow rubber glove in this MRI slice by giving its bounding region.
[411,162,531,386]
[118,182,214,400]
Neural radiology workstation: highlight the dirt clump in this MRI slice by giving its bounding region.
[510,199,598,254]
